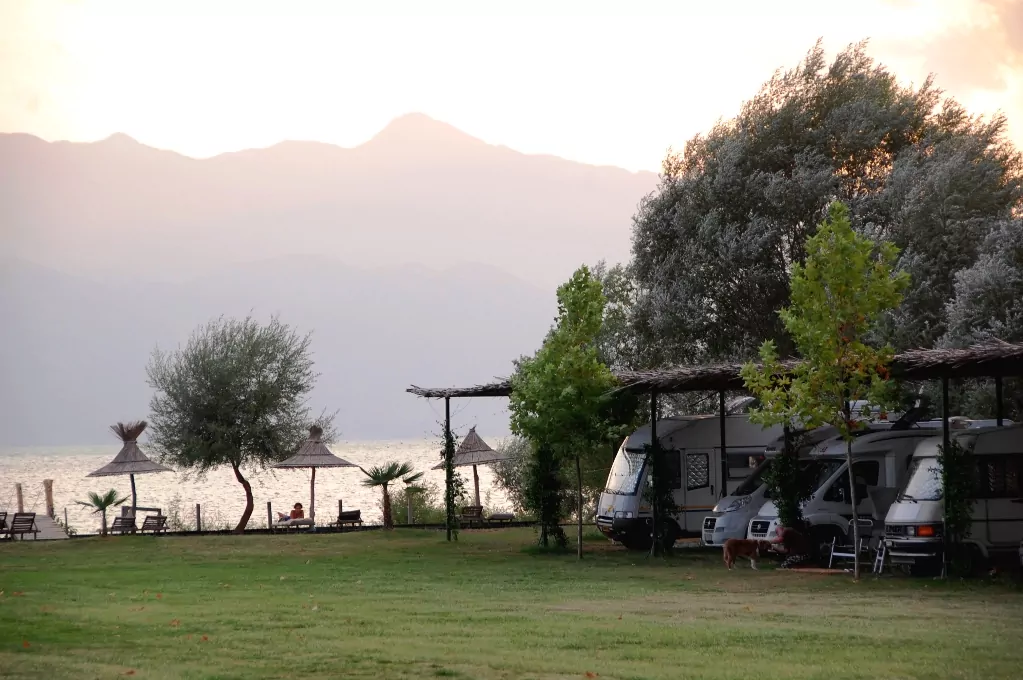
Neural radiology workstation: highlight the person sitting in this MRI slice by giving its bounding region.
[770,523,812,569]
[277,502,305,523]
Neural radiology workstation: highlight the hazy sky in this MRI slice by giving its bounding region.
[2,0,1021,172]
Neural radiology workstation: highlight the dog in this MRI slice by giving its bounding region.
[722,538,774,570]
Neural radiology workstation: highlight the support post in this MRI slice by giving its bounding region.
[195,503,201,532]
[64,508,69,533]
[941,376,951,578]
[267,501,272,529]
[129,473,137,518]
[718,391,728,498]
[648,391,659,558]
[310,467,317,522]
[445,396,453,542]
[15,483,23,513]
[472,465,481,507]
[43,479,55,518]
[996,375,1004,427]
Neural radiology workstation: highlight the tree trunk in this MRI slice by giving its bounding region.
[576,455,583,560]
[130,473,137,519]
[231,461,254,533]
[382,484,393,530]
[100,509,108,537]
[847,436,860,580]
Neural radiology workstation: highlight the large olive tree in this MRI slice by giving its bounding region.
[146,315,333,532]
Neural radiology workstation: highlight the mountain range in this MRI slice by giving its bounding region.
[0,114,658,445]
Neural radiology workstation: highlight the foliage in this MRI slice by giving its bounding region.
[643,440,679,555]
[146,315,334,533]
[591,260,640,371]
[391,481,447,526]
[743,201,908,577]
[630,41,1021,372]
[761,431,815,531]
[936,438,977,576]
[75,489,129,536]
[361,461,416,530]
[509,266,640,552]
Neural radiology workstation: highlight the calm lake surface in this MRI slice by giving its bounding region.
[0,441,511,534]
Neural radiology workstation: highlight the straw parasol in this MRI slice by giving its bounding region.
[87,421,172,517]
[432,426,508,506]
[273,425,357,522]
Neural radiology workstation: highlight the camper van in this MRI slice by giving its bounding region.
[746,420,1004,548]
[885,424,1023,569]
[703,406,911,546]
[596,415,784,550]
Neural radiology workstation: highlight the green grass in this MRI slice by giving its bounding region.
[2,529,1022,679]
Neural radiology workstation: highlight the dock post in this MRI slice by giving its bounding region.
[195,504,202,532]
[267,501,272,529]
[43,479,55,518]
[15,483,24,513]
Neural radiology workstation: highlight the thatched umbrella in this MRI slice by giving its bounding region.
[273,425,357,522]
[87,421,172,517]
[431,427,508,507]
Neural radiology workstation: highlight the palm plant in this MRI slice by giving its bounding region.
[360,462,415,530]
[76,489,130,536]
[402,470,426,525]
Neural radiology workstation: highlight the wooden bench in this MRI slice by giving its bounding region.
[488,513,515,525]
[0,512,7,536]
[110,516,137,535]
[459,506,484,528]
[330,510,363,529]
[140,515,168,534]
[5,513,38,540]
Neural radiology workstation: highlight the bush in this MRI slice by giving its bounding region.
[390,481,447,525]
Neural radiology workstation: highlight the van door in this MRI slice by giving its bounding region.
[817,459,882,522]
[978,453,1023,549]
[680,449,716,533]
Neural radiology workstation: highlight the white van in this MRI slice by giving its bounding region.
[596,415,783,550]
[885,424,1023,569]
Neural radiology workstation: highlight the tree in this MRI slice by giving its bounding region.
[361,461,415,530]
[401,470,426,526]
[509,266,638,555]
[630,41,1021,370]
[76,489,129,537]
[742,201,908,578]
[147,316,332,533]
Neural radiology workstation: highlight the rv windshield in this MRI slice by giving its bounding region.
[762,459,843,499]
[900,458,942,501]
[733,459,772,496]
[605,450,646,495]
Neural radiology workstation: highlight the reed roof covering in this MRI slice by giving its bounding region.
[407,341,1023,399]
[87,421,173,477]
[430,427,507,470]
[274,425,357,469]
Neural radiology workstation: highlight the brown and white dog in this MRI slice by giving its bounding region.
[722,538,774,570]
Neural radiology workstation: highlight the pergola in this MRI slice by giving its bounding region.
[409,341,1023,510]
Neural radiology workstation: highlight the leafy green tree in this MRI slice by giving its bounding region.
[361,461,416,530]
[631,41,1021,370]
[400,470,426,526]
[76,489,129,537]
[147,316,334,532]
[743,201,908,578]
[510,266,638,555]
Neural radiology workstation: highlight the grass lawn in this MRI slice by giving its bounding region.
[1,528,1022,680]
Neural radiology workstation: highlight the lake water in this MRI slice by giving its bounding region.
[0,441,511,534]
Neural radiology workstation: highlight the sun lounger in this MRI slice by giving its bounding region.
[5,513,38,540]
[110,516,137,535]
[272,517,314,533]
[330,510,363,529]
[140,515,168,534]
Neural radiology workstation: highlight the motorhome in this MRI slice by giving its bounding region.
[596,415,784,550]
[885,424,1023,569]
[746,420,1004,548]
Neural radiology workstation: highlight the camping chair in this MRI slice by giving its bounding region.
[6,513,38,541]
[458,506,484,528]
[110,516,137,535]
[140,515,168,534]
[829,518,876,569]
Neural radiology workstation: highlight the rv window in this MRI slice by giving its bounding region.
[823,461,880,504]
[605,451,646,496]
[686,452,710,491]
[902,458,943,501]
[734,459,772,496]
[976,454,1023,499]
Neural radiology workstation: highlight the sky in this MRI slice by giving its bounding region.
[1,0,1022,172]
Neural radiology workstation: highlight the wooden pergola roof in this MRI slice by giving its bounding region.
[407,341,1023,399]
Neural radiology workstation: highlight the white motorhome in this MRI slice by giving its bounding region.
[747,420,1004,548]
[885,424,1023,569]
[596,415,783,550]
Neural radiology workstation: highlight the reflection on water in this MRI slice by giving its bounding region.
[0,441,510,533]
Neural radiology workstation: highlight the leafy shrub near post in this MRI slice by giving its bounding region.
[761,431,814,531]
[937,438,977,575]
[523,443,567,548]
[644,440,679,555]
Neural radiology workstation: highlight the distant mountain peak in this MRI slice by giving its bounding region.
[99,132,142,146]
[365,113,486,149]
